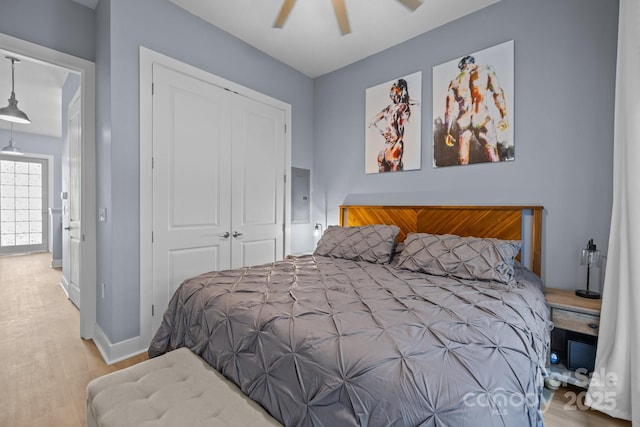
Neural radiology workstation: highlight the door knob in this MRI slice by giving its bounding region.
[232,231,243,238]
[64,226,71,230]
[219,232,230,238]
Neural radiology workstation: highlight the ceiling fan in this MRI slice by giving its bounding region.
[273,0,423,35]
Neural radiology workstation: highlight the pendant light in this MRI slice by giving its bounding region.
[0,56,31,124]
[1,123,23,155]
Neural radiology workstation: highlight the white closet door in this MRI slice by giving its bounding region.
[152,64,232,333]
[230,95,285,269]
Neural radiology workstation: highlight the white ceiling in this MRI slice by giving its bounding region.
[2,0,498,139]
[168,0,499,78]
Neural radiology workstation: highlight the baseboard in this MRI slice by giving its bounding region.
[93,324,147,365]
[50,258,62,268]
[59,276,70,298]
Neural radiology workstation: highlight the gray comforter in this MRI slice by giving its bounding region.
[149,255,551,427]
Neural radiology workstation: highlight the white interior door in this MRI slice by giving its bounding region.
[67,94,82,309]
[151,64,232,333]
[230,95,285,268]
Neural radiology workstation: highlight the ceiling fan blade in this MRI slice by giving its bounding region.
[274,0,297,28]
[397,0,423,11]
[332,0,351,35]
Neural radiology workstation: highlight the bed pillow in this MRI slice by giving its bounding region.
[394,232,521,284]
[514,261,543,289]
[314,224,400,264]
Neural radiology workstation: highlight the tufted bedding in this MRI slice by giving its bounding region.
[148,254,551,427]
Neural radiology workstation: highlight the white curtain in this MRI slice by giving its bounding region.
[585,0,640,423]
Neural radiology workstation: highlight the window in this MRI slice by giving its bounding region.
[0,156,48,254]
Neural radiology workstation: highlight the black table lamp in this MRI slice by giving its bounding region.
[576,239,601,299]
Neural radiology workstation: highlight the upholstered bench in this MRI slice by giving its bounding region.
[86,347,282,427]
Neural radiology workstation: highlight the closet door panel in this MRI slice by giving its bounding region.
[170,91,222,226]
[152,64,232,333]
[231,96,285,269]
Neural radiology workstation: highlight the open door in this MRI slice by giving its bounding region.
[66,93,82,309]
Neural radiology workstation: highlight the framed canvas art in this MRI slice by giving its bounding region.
[432,40,514,167]
[365,71,421,173]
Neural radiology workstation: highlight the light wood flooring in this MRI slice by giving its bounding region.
[0,252,147,427]
[0,252,631,427]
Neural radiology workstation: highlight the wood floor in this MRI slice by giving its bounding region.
[0,252,631,427]
[0,252,147,427]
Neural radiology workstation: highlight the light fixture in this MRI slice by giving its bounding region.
[1,123,23,156]
[273,0,423,36]
[0,56,31,124]
[314,223,323,238]
[576,239,601,299]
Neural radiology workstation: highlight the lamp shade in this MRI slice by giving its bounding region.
[0,95,31,124]
[576,238,601,299]
[1,138,23,155]
[1,123,24,155]
[579,239,601,267]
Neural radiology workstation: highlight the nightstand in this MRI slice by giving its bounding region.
[545,287,602,388]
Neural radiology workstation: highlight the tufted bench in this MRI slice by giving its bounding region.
[86,347,283,427]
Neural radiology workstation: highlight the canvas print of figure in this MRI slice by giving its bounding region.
[432,40,514,167]
[365,71,421,174]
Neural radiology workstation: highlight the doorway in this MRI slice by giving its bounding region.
[0,31,97,339]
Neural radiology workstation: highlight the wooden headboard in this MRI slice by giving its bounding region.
[339,205,543,276]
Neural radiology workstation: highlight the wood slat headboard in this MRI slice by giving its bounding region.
[339,205,543,276]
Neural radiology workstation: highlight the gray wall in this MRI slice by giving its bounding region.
[312,0,618,290]
[0,0,95,61]
[97,0,315,342]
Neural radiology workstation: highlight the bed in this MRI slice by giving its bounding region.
[149,205,551,427]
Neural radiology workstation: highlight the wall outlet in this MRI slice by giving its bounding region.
[101,282,105,298]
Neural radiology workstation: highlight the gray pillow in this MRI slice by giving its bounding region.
[513,261,543,289]
[394,232,521,284]
[314,225,400,264]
